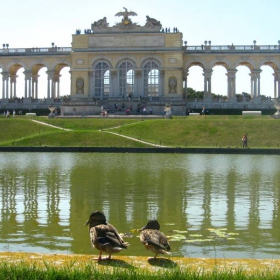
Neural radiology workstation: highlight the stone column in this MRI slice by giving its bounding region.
[88,71,94,97]
[226,69,237,102]
[1,72,9,99]
[273,71,280,99]
[110,69,118,97]
[203,69,213,100]
[183,69,189,98]
[32,75,39,99]
[250,69,262,102]
[53,73,61,98]
[134,69,142,97]
[10,74,17,98]
[160,70,165,97]
[46,70,54,99]
[24,71,32,98]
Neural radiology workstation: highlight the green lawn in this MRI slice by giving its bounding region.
[0,115,279,148]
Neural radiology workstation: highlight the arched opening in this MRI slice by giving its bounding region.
[59,67,71,97]
[143,61,159,96]
[211,65,227,98]
[118,61,134,97]
[94,62,110,97]
[260,65,274,98]
[37,67,47,99]
[186,65,204,99]
[13,67,25,98]
[236,65,251,100]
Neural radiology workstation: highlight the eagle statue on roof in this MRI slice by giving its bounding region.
[115,7,137,25]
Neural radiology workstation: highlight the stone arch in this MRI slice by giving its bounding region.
[115,55,137,68]
[51,59,71,71]
[91,56,112,68]
[54,63,70,74]
[29,60,48,69]
[30,63,48,75]
[211,62,230,97]
[185,61,206,70]
[259,58,279,72]
[7,62,27,74]
[140,55,162,68]
[234,59,256,71]
[210,58,231,70]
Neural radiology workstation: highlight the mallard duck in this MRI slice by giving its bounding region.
[139,220,171,258]
[85,210,129,261]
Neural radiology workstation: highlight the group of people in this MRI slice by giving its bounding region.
[3,110,16,118]
[141,106,153,116]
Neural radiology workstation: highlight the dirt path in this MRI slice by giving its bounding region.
[32,119,168,147]
[32,119,73,131]
[104,131,170,147]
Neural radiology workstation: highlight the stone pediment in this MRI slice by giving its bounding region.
[91,8,162,33]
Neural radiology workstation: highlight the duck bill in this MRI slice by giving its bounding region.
[84,219,90,226]
[138,225,147,231]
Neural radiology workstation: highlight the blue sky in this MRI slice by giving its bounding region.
[0,0,279,97]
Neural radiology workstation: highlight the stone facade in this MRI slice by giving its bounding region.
[0,9,280,114]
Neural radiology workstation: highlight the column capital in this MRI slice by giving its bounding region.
[159,69,165,78]
[46,70,55,79]
[203,69,213,78]
[10,74,18,83]
[273,71,280,79]
[110,69,117,78]
[183,69,189,77]
[88,70,94,78]
[251,69,262,79]
[23,71,32,80]
[1,71,9,80]
[227,69,237,75]
[135,69,142,78]
[53,73,61,82]
[32,74,39,82]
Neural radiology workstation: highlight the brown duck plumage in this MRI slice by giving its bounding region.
[85,210,129,261]
[139,220,171,258]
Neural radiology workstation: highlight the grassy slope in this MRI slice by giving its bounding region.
[111,116,280,148]
[0,115,279,148]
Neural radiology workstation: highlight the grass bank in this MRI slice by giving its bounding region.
[1,252,280,280]
[1,115,280,148]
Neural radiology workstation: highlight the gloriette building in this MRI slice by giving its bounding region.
[0,8,280,115]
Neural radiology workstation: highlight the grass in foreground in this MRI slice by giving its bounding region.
[1,261,280,280]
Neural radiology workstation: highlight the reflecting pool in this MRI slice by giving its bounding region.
[0,152,280,259]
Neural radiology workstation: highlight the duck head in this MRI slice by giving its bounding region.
[85,210,107,227]
[139,219,160,231]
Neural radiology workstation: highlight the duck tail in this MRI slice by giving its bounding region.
[121,242,130,249]
[163,250,171,255]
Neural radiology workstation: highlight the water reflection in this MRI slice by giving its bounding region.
[0,153,280,259]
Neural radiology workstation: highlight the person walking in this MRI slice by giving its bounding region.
[242,134,248,148]
[142,106,146,116]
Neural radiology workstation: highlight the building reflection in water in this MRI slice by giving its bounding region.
[0,153,279,258]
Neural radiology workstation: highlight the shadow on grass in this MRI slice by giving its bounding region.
[148,257,177,268]
[97,258,136,269]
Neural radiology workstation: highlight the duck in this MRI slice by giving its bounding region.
[139,220,171,259]
[85,210,129,261]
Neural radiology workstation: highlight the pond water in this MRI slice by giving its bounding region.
[0,152,280,259]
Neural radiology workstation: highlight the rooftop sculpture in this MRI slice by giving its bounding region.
[91,8,162,33]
